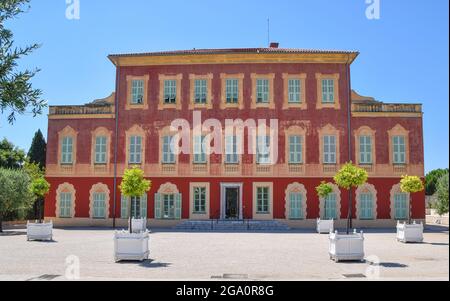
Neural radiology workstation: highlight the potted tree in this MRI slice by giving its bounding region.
[396,175,425,243]
[27,176,52,241]
[329,162,368,262]
[316,181,334,234]
[114,167,151,262]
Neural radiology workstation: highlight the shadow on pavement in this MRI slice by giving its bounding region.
[117,259,171,268]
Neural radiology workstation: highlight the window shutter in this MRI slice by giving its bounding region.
[175,193,182,219]
[154,193,162,219]
[121,195,128,219]
[141,193,148,218]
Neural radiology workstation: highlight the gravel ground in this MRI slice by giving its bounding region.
[0,226,448,281]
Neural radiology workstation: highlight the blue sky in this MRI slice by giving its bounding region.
[0,0,448,173]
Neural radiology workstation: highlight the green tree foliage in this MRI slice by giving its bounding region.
[0,138,26,168]
[120,167,151,198]
[400,175,425,194]
[333,162,368,190]
[120,167,151,233]
[0,168,34,232]
[27,129,46,168]
[316,181,333,199]
[434,172,449,215]
[425,168,449,196]
[400,175,425,224]
[1,0,45,123]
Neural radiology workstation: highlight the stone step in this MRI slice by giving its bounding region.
[174,220,290,231]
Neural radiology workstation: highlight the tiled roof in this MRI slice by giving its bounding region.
[109,47,358,58]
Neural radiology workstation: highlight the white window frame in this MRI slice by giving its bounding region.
[322,79,335,103]
[95,136,107,164]
[256,135,271,164]
[131,79,144,104]
[288,79,301,103]
[193,135,207,164]
[256,79,269,103]
[359,135,372,164]
[323,135,337,164]
[193,187,206,214]
[194,79,207,104]
[393,136,406,164]
[225,79,239,103]
[289,135,303,164]
[129,136,142,164]
[225,135,239,164]
[61,137,73,164]
[256,186,270,214]
[93,192,107,219]
[162,136,175,164]
[164,79,177,103]
[59,192,72,218]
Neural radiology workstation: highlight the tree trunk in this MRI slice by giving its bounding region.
[38,198,42,224]
[409,195,412,225]
[347,189,352,234]
[0,212,3,233]
[129,198,132,234]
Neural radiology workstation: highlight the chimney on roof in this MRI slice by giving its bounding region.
[269,42,279,48]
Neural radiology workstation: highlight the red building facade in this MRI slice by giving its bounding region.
[44,46,425,228]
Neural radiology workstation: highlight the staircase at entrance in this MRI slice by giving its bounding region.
[174,220,290,231]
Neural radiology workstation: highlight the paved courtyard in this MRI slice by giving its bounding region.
[0,226,448,281]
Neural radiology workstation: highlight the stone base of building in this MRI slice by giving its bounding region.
[45,217,425,229]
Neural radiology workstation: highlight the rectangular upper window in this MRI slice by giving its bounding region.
[194,79,207,104]
[225,135,239,164]
[256,187,270,214]
[95,136,107,164]
[323,135,336,164]
[129,136,142,164]
[193,187,206,214]
[288,79,301,103]
[164,80,177,103]
[289,135,303,164]
[193,135,207,164]
[257,135,271,164]
[321,79,335,103]
[162,136,175,164]
[359,135,372,164]
[61,137,73,164]
[131,79,144,104]
[225,79,239,103]
[256,79,270,103]
[393,136,406,164]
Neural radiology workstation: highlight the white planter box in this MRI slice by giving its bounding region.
[114,230,149,262]
[131,218,147,233]
[329,230,365,262]
[317,218,334,234]
[396,221,424,243]
[27,221,53,241]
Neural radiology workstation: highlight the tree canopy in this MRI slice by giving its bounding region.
[27,129,46,168]
[425,168,449,196]
[1,0,46,123]
[434,172,449,215]
[120,167,151,198]
[316,181,333,199]
[0,138,26,168]
[400,175,425,194]
[333,162,368,190]
[0,167,35,232]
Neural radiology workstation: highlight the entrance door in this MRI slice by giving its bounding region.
[225,188,239,219]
